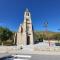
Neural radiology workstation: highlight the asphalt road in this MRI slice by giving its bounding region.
[30,54,60,60]
[1,54,60,60]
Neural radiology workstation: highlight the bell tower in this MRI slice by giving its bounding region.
[17,8,33,47]
[24,8,33,45]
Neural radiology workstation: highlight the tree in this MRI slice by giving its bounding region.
[53,33,60,43]
[0,27,13,45]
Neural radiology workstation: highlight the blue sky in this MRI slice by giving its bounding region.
[0,0,60,32]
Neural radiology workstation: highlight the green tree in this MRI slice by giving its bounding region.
[0,27,13,45]
[53,33,60,43]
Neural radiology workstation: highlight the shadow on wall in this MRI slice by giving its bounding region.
[34,38,43,44]
[55,43,60,46]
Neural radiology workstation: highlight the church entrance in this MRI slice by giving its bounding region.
[27,36,30,45]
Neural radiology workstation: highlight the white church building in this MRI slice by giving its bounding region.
[16,8,34,47]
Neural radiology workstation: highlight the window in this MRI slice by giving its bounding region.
[26,18,29,21]
[26,12,29,16]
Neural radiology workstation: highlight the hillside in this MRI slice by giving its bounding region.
[34,31,60,40]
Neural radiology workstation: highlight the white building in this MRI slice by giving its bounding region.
[17,8,34,47]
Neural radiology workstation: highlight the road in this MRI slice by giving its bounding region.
[30,54,60,60]
[2,54,60,60]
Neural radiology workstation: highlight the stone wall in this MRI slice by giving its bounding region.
[34,46,60,52]
[0,45,60,53]
[0,46,17,53]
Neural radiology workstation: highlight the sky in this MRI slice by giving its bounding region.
[0,0,60,32]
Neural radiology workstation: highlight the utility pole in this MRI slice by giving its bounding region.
[44,20,50,46]
[44,20,48,40]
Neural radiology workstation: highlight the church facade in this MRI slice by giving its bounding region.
[16,8,34,47]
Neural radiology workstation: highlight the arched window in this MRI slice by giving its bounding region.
[26,12,29,16]
[26,18,29,21]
